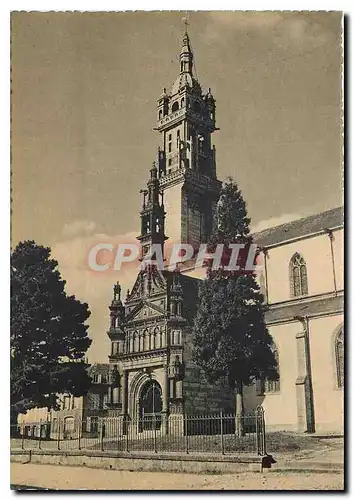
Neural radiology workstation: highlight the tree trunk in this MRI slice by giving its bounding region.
[235,381,244,437]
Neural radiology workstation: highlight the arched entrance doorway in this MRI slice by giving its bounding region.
[138,379,162,431]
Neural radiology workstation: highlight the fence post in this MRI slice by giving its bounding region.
[153,415,157,454]
[185,415,189,454]
[100,421,105,451]
[78,420,81,451]
[261,408,266,456]
[220,411,224,455]
[255,409,260,455]
[38,422,42,450]
[57,421,61,450]
[125,416,129,452]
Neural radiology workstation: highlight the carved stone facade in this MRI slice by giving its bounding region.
[107,265,234,426]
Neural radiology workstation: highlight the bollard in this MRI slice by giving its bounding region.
[21,430,24,450]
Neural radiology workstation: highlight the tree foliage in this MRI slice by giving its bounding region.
[11,241,92,416]
[192,178,278,396]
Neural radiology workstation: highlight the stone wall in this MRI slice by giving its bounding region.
[182,330,235,414]
[11,449,268,473]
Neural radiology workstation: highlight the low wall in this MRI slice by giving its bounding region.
[11,449,273,474]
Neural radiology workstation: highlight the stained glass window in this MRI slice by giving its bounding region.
[290,253,308,297]
[264,342,280,393]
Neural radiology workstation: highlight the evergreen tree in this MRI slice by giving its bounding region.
[192,178,278,425]
[11,241,92,423]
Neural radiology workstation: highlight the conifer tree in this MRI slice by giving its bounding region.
[11,241,92,424]
[192,178,278,426]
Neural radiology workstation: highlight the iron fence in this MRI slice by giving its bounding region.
[12,406,266,456]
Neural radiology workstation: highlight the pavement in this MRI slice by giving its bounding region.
[270,438,344,473]
[10,436,345,490]
[10,463,344,490]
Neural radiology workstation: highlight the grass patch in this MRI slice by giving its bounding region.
[89,432,331,455]
[265,432,329,453]
[12,432,338,456]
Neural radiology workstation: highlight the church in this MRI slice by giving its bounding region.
[105,31,344,434]
[19,30,344,436]
[106,31,236,429]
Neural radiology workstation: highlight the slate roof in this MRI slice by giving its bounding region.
[253,207,344,248]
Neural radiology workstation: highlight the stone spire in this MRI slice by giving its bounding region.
[137,162,167,259]
[179,31,193,75]
[109,281,125,329]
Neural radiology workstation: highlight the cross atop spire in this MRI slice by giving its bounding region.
[179,21,193,76]
[182,15,189,34]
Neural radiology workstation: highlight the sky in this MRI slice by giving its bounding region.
[11,11,343,362]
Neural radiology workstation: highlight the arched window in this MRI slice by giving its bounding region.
[133,331,139,352]
[263,342,280,393]
[335,329,344,388]
[290,253,308,297]
[181,97,185,108]
[138,332,144,352]
[143,329,149,351]
[158,109,162,119]
[153,327,160,349]
[171,101,179,113]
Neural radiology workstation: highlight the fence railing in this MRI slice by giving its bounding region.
[12,406,266,456]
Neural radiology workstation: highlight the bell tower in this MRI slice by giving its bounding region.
[155,30,221,249]
[137,161,167,260]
